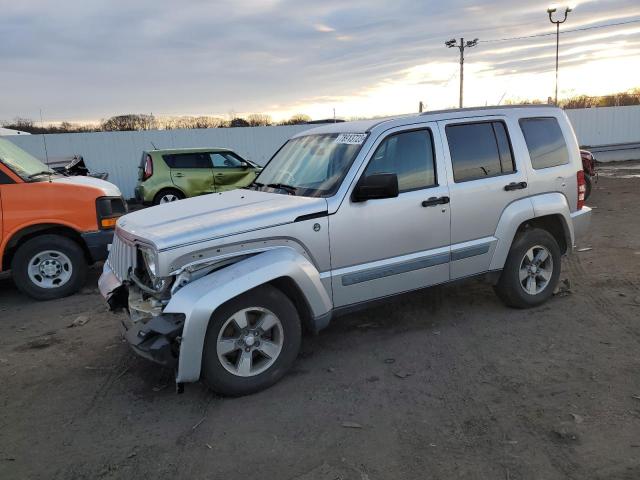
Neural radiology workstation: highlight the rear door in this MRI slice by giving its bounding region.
[438,116,529,279]
[165,152,214,197]
[210,152,256,192]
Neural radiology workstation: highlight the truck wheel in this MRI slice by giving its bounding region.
[201,285,301,396]
[494,228,561,309]
[11,234,88,301]
[153,188,184,205]
[584,173,592,200]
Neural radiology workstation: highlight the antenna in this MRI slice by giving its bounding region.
[39,109,52,182]
[150,141,158,150]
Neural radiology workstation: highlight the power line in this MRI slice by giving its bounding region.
[479,18,640,44]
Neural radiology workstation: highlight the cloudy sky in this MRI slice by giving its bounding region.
[1,0,639,123]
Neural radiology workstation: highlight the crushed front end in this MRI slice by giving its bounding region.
[98,234,184,370]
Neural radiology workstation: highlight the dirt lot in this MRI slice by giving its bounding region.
[1,164,639,480]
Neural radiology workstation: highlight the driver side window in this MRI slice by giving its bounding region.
[210,152,242,168]
[364,129,437,192]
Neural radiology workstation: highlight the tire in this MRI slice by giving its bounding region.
[11,234,88,301]
[584,173,592,201]
[153,188,184,205]
[201,285,301,396]
[494,228,561,309]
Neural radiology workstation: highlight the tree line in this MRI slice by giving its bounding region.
[504,87,640,109]
[1,113,312,134]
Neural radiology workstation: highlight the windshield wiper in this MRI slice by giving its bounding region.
[27,171,54,179]
[243,181,264,190]
[266,183,297,195]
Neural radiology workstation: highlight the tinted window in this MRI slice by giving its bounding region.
[0,167,15,184]
[211,152,243,168]
[446,121,515,182]
[519,117,569,169]
[364,129,436,192]
[163,153,211,169]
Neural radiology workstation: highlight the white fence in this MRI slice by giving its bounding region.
[6,105,640,198]
[8,124,313,198]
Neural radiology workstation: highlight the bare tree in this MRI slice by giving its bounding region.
[229,117,250,128]
[280,113,311,125]
[247,114,273,127]
[101,114,157,131]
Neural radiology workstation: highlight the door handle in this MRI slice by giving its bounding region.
[215,173,224,177]
[421,196,450,207]
[504,181,527,191]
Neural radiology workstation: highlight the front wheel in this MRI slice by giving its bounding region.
[201,285,301,396]
[11,234,88,300]
[494,228,561,309]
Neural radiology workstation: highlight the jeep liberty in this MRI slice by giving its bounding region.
[99,106,591,396]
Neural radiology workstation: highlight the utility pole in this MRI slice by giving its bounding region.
[547,6,572,106]
[445,37,478,108]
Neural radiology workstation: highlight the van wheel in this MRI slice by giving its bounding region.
[494,228,561,309]
[153,188,184,205]
[201,285,301,396]
[11,234,88,301]
[584,173,592,200]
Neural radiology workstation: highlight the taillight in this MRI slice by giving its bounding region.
[143,155,153,180]
[577,170,586,210]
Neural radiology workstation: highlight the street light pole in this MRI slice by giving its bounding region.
[547,6,572,105]
[445,37,478,108]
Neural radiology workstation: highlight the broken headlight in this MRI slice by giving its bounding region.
[139,246,158,279]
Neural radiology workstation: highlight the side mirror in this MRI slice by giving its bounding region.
[352,173,399,202]
[240,161,250,169]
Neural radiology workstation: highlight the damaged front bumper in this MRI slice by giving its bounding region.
[99,263,184,369]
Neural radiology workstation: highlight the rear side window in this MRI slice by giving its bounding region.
[163,153,211,169]
[446,121,515,182]
[364,129,436,192]
[519,117,569,169]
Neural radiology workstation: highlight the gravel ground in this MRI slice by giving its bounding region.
[1,163,639,480]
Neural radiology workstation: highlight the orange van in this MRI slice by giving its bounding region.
[0,138,126,300]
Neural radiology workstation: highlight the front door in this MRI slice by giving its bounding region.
[210,152,256,192]
[438,117,529,279]
[165,152,214,197]
[329,124,451,308]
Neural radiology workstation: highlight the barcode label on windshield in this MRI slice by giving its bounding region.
[335,133,367,145]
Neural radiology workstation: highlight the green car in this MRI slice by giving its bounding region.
[135,148,261,205]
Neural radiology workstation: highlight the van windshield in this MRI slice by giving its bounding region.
[0,139,54,181]
[253,133,366,197]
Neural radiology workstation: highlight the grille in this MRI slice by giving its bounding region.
[107,233,136,282]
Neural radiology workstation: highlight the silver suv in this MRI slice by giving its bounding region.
[99,106,591,396]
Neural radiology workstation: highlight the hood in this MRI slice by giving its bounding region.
[52,175,122,197]
[117,189,328,251]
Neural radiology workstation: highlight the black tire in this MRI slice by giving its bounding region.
[201,285,301,396]
[11,234,88,301]
[494,228,561,309]
[584,173,592,200]
[153,188,184,206]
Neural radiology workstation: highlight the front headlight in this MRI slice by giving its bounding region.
[140,247,158,278]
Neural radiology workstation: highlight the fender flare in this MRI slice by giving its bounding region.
[163,247,332,383]
[489,193,573,271]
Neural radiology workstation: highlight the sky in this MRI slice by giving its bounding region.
[0,0,639,124]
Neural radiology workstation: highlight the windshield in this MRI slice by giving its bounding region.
[254,133,366,197]
[0,139,54,180]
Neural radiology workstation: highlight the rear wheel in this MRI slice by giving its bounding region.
[494,228,561,309]
[201,285,301,396]
[584,173,592,200]
[11,234,88,300]
[153,188,184,205]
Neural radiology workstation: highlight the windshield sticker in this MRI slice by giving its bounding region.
[335,133,367,145]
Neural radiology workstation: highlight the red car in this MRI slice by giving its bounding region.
[580,149,597,200]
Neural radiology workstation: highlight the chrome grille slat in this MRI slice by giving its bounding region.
[107,233,136,282]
